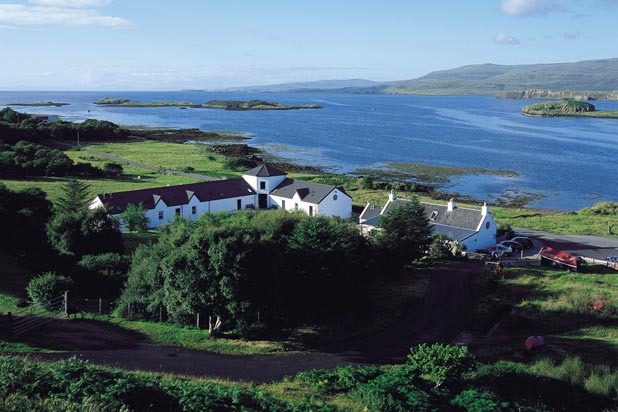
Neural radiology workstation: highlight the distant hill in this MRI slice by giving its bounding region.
[376,58,618,96]
[218,79,379,92]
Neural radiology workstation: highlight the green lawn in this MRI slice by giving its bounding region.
[108,319,289,355]
[83,140,239,178]
[470,266,618,366]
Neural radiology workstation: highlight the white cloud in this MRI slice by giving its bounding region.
[29,0,112,7]
[495,32,521,45]
[500,0,564,17]
[0,3,130,27]
[563,31,581,39]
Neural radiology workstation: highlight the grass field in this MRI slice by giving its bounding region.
[109,319,289,355]
[470,266,618,366]
[83,141,239,178]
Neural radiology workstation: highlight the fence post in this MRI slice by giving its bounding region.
[64,291,69,318]
[127,302,131,318]
[98,298,102,315]
[196,312,200,330]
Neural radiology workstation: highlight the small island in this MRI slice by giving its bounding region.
[7,101,70,107]
[95,98,198,107]
[522,100,618,118]
[203,99,321,110]
[94,98,322,110]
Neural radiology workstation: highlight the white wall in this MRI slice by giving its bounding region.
[209,195,256,213]
[269,194,316,215]
[242,174,286,193]
[463,213,497,251]
[315,188,352,219]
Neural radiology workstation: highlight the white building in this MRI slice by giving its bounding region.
[359,192,497,252]
[90,164,352,229]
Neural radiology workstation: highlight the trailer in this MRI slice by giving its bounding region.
[540,246,580,271]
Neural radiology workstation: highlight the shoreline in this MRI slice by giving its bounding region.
[125,125,544,209]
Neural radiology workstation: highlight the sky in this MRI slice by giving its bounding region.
[0,0,617,90]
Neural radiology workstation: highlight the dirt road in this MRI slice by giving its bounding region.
[26,262,477,382]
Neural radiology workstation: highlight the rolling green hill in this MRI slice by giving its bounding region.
[271,58,618,96]
[380,58,618,95]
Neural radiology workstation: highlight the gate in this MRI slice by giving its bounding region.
[9,292,67,335]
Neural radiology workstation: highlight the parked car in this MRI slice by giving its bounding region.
[606,256,618,263]
[488,244,513,256]
[511,236,533,249]
[500,240,524,253]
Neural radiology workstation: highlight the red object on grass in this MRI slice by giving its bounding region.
[525,336,545,351]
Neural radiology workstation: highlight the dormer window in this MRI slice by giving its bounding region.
[260,181,266,190]
[430,211,438,221]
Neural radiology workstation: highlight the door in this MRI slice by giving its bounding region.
[258,194,268,209]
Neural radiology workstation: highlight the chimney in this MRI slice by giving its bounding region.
[447,198,456,212]
[389,189,397,202]
[482,202,489,216]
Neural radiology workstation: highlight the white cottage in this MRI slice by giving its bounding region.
[359,193,497,252]
[90,164,352,229]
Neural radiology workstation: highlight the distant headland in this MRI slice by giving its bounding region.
[94,98,322,111]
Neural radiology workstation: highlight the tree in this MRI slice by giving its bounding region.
[103,162,123,177]
[377,197,432,266]
[428,234,466,259]
[55,179,91,215]
[26,272,72,307]
[120,203,149,232]
[0,184,53,256]
[48,180,122,257]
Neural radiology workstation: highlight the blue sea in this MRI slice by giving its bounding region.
[1,91,617,211]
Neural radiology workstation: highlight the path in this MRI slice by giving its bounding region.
[515,228,618,261]
[25,262,476,382]
[54,140,218,182]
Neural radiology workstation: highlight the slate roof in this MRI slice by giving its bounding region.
[382,199,482,230]
[430,223,477,242]
[96,178,255,214]
[269,178,348,204]
[242,164,287,177]
[360,198,485,241]
[359,203,382,222]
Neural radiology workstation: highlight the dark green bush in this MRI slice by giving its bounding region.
[407,343,475,387]
[293,364,383,394]
[350,365,432,412]
[451,389,509,412]
[26,272,72,306]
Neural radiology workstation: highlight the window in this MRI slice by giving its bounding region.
[260,181,266,190]
[333,194,338,201]
[191,206,197,215]
[175,208,181,216]
[158,210,164,220]
[430,211,438,221]
[485,222,491,230]
[309,205,313,216]
[237,199,242,210]
[282,200,286,209]
[295,203,298,210]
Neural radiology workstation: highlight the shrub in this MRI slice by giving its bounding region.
[102,162,123,177]
[26,272,72,306]
[451,389,509,412]
[293,364,383,394]
[406,343,475,387]
[350,365,432,412]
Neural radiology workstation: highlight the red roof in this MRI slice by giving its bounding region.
[97,179,255,214]
[540,247,579,268]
